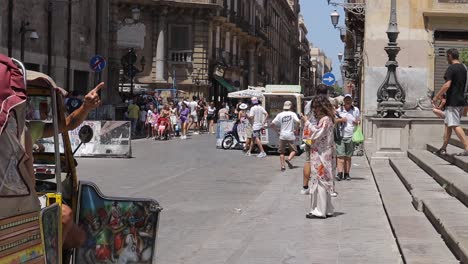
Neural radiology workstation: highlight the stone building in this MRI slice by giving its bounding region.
[1,0,303,115]
[0,0,111,100]
[345,0,468,116]
[298,15,312,96]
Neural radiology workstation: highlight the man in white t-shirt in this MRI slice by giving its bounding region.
[188,96,199,134]
[272,101,300,171]
[335,94,360,181]
[247,97,268,158]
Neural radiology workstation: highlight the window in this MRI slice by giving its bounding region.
[169,25,191,50]
[24,63,40,71]
[73,70,89,95]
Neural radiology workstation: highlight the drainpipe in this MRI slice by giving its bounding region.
[7,0,13,57]
[66,0,72,89]
[47,0,53,76]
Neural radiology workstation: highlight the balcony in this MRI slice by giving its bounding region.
[169,50,193,64]
[114,0,223,7]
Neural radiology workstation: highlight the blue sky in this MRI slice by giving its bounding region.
[300,0,345,82]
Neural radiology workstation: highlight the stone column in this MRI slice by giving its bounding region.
[156,8,168,82]
[208,20,213,60]
[248,45,256,86]
[232,35,237,64]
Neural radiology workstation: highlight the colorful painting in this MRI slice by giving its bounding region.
[75,183,161,264]
[41,204,61,264]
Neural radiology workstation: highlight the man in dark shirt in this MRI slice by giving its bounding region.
[433,48,468,156]
[66,90,83,114]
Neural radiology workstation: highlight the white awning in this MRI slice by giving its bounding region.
[228,89,264,99]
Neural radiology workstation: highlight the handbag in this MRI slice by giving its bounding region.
[334,113,344,143]
[352,125,365,144]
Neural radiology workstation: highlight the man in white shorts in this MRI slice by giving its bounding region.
[433,48,468,156]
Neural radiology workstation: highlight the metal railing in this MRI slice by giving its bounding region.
[169,50,193,63]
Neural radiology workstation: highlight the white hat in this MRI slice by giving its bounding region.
[283,101,292,110]
[344,94,353,99]
[239,103,248,110]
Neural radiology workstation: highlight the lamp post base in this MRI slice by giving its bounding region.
[377,101,405,118]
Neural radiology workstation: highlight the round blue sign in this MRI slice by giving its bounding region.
[322,72,336,86]
[89,55,107,73]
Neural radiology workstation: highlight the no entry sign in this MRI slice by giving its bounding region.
[89,55,107,73]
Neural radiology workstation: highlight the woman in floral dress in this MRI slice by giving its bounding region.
[302,95,336,219]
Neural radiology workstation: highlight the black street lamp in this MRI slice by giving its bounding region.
[121,48,145,97]
[193,69,201,98]
[19,20,39,62]
[376,0,405,118]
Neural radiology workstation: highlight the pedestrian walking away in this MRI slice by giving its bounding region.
[206,102,216,134]
[247,97,268,158]
[335,94,360,181]
[239,103,252,152]
[271,101,300,171]
[302,95,336,219]
[432,48,468,156]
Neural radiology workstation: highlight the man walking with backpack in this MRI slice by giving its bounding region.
[433,48,468,156]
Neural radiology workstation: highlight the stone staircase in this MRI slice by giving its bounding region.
[370,128,468,263]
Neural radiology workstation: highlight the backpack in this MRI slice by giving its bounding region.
[0,54,40,219]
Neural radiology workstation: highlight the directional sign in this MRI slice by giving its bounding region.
[89,55,107,73]
[322,72,336,86]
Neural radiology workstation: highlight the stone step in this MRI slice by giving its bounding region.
[427,143,468,173]
[449,136,466,150]
[390,157,468,263]
[408,150,468,207]
[370,160,458,263]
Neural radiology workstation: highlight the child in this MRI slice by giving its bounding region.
[157,117,169,140]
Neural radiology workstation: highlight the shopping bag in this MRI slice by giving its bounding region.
[352,125,364,144]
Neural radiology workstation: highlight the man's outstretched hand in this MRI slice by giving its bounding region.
[83,82,104,111]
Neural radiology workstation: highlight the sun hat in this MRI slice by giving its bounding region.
[239,103,248,110]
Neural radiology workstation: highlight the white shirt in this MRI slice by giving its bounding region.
[249,105,267,131]
[189,101,198,115]
[140,110,147,122]
[272,111,300,141]
[208,106,216,115]
[337,106,360,138]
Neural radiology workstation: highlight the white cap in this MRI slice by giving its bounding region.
[344,94,352,99]
[283,101,293,110]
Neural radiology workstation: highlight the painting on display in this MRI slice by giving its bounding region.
[74,182,161,264]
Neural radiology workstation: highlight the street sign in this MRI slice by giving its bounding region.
[89,55,107,73]
[322,72,336,86]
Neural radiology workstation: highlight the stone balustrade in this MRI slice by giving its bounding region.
[169,50,193,63]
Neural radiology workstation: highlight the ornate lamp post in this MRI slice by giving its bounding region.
[376,0,405,118]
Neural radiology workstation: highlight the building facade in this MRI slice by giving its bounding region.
[1,0,303,117]
[342,0,468,115]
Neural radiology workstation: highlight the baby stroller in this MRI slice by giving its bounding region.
[156,117,171,140]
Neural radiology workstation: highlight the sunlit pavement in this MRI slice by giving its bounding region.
[77,135,401,264]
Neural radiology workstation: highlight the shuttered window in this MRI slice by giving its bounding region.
[169,25,191,50]
[434,31,468,93]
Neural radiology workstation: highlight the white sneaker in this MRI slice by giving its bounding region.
[257,152,267,158]
[193,132,199,135]
[246,151,252,157]
[301,188,310,195]
[331,191,338,197]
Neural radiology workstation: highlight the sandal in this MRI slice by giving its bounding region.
[434,148,447,155]
[455,150,468,157]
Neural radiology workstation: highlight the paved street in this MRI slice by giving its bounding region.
[77,135,402,264]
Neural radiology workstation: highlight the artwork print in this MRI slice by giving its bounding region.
[41,204,61,264]
[75,183,160,264]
